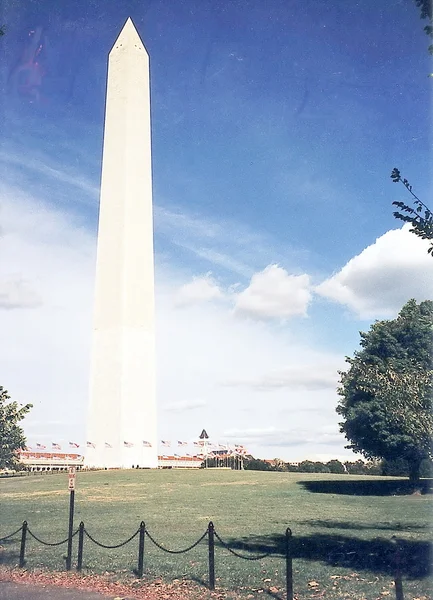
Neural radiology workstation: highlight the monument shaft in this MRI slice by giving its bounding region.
[86,19,157,468]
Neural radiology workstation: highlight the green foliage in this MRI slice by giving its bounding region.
[344,460,368,475]
[337,299,433,481]
[0,387,32,469]
[414,0,433,54]
[297,460,316,473]
[326,459,345,474]
[243,457,272,471]
[313,461,330,473]
[391,168,433,254]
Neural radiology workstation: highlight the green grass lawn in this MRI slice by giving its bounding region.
[0,469,432,599]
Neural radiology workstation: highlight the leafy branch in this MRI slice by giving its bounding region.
[391,167,433,255]
[414,0,433,55]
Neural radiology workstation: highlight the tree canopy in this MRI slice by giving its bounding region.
[337,299,433,482]
[0,387,32,469]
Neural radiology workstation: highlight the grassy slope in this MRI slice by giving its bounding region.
[0,469,431,599]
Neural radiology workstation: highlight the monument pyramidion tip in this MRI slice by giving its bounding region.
[111,16,147,54]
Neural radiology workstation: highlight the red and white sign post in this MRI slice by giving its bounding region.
[68,467,76,490]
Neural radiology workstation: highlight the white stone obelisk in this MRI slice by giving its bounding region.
[86,18,157,468]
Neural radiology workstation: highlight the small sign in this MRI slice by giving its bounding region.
[68,467,76,491]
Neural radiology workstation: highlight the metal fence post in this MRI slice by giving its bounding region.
[66,488,75,571]
[77,522,84,571]
[391,536,404,600]
[285,527,293,600]
[137,521,145,578]
[19,521,27,568]
[208,521,215,590]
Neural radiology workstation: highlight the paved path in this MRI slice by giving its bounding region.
[0,581,125,600]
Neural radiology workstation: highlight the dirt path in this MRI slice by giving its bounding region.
[0,581,115,600]
[0,568,233,600]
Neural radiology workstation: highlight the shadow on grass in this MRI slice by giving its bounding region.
[0,538,20,566]
[190,575,211,588]
[298,478,433,496]
[217,533,431,579]
[299,520,428,532]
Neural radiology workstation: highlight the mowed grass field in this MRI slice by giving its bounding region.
[0,469,432,599]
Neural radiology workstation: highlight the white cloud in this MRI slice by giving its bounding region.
[234,264,311,320]
[0,278,42,309]
[0,187,95,437]
[174,273,224,306]
[316,226,433,319]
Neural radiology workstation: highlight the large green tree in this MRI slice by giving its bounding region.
[0,387,32,469]
[337,299,433,482]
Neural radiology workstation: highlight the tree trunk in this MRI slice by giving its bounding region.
[408,457,422,483]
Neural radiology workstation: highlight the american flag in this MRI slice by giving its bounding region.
[52,443,61,450]
[86,441,95,448]
[177,441,188,446]
[124,441,133,448]
[193,441,200,447]
[161,440,171,447]
[69,442,80,448]
[142,441,152,447]
[105,442,112,448]
[36,443,46,449]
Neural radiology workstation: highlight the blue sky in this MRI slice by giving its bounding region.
[1,0,432,461]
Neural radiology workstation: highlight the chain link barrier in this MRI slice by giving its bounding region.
[83,527,140,549]
[0,525,23,542]
[0,520,406,600]
[214,530,271,561]
[145,527,208,554]
[27,526,79,547]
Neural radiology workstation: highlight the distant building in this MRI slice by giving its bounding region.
[19,451,84,471]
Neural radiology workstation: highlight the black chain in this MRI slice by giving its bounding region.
[27,527,79,547]
[83,527,139,549]
[0,525,23,542]
[214,531,271,561]
[145,528,208,554]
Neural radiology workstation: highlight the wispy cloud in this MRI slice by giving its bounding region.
[163,399,207,412]
[222,425,345,449]
[154,206,304,278]
[1,149,99,204]
[223,362,341,391]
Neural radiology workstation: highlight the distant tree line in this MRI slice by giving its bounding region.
[243,456,433,478]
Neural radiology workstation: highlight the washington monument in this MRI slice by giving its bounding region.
[86,18,158,468]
